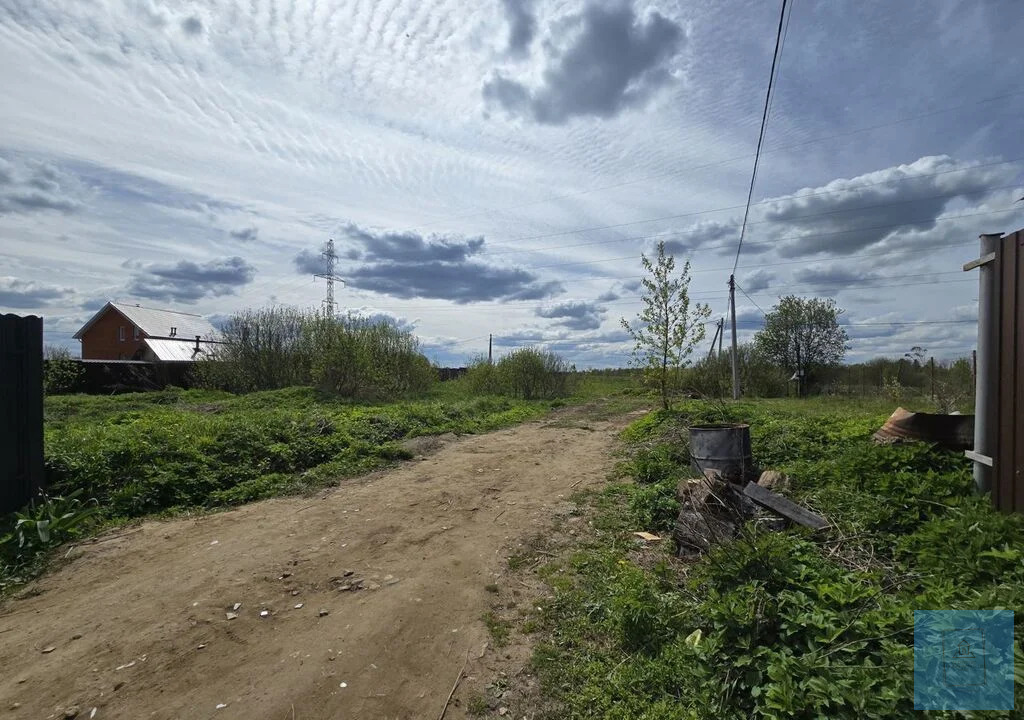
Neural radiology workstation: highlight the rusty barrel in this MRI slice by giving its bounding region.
[688,423,754,483]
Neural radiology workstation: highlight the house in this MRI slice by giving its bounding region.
[73,302,219,362]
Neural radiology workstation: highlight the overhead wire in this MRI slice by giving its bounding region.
[733,0,789,275]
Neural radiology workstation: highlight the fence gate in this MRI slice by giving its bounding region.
[1,314,44,514]
[994,231,1024,512]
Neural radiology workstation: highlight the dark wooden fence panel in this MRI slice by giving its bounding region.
[1,314,44,514]
[994,231,1024,512]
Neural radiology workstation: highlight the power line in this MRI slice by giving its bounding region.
[735,283,768,316]
[733,0,789,275]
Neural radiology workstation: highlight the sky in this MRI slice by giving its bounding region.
[2,0,1023,368]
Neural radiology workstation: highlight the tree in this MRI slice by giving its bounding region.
[753,296,849,391]
[621,241,710,409]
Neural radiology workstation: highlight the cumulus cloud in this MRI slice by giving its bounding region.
[762,156,1017,258]
[596,289,620,302]
[0,277,70,308]
[663,220,736,255]
[0,157,80,215]
[126,256,256,303]
[536,300,606,330]
[229,226,258,242]
[483,2,684,124]
[738,268,773,293]
[501,0,536,57]
[300,223,563,304]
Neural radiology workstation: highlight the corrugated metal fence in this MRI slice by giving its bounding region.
[1,314,44,514]
[993,230,1024,512]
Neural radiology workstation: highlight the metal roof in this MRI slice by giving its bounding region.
[143,338,216,362]
[74,302,218,340]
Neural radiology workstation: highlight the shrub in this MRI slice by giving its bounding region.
[496,346,573,400]
[194,307,434,400]
[43,345,83,395]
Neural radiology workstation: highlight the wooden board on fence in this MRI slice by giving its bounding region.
[742,482,828,530]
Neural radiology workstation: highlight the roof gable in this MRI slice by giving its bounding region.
[74,302,218,340]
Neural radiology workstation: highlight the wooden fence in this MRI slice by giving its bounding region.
[1,314,44,514]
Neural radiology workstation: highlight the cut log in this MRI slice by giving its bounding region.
[742,482,828,530]
[757,470,789,491]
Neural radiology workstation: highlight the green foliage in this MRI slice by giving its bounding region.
[1,489,99,581]
[43,345,83,395]
[496,347,574,400]
[753,296,849,385]
[39,387,552,526]
[621,241,711,409]
[531,398,1024,718]
[194,306,435,400]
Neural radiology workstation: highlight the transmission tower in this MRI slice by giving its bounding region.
[313,238,346,315]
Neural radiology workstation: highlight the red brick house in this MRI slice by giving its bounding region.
[73,302,219,362]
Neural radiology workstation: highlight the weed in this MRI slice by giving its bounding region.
[528,397,1024,718]
[466,693,490,716]
[482,610,512,647]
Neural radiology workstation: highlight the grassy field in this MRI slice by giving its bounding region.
[1,373,644,592]
[525,397,1024,719]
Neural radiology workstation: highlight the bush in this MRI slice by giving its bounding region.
[496,347,573,400]
[194,307,435,400]
[43,345,83,395]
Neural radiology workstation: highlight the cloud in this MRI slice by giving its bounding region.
[317,223,563,303]
[293,248,328,275]
[536,300,606,330]
[738,268,773,293]
[126,256,256,303]
[0,277,69,308]
[501,0,536,57]
[596,289,620,302]
[763,156,1017,258]
[791,264,884,289]
[0,157,80,215]
[663,220,736,255]
[181,16,203,36]
[483,2,685,124]
[229,226,258,242]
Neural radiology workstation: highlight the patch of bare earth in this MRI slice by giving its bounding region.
[0,403,645,720]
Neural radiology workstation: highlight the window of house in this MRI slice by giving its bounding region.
[119,326,125,341]
[134,326,140,340]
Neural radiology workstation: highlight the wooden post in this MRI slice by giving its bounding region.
[929,357,935,400]
[1,314,44,513]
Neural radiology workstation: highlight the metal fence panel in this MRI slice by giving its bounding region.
[1,314,44,514]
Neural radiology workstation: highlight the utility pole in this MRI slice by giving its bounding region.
[707,320,721,361]
[488,334,493,365]
[313,238,346,315]
[729,275,739,399]
[718,318,724,357]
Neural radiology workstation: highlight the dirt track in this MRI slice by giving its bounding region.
[1,406,638,719]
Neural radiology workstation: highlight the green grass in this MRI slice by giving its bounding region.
[4,376,646,595]
[528,397,1024,719]
[41,386,563,520]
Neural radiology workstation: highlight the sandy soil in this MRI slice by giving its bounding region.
[0,405,639,720]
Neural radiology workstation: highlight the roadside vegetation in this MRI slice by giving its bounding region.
[526,398,1024,719]
[1,348,636,594]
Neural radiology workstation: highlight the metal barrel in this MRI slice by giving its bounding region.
[688,423,754,483]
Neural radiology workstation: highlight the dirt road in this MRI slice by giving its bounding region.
[1,406,637,719]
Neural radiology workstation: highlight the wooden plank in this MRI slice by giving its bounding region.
[998,235,1018,511]
[1014,232,1024,513]
[742,482,828,530]
[963,252,997,271]
[964,450,993,467]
